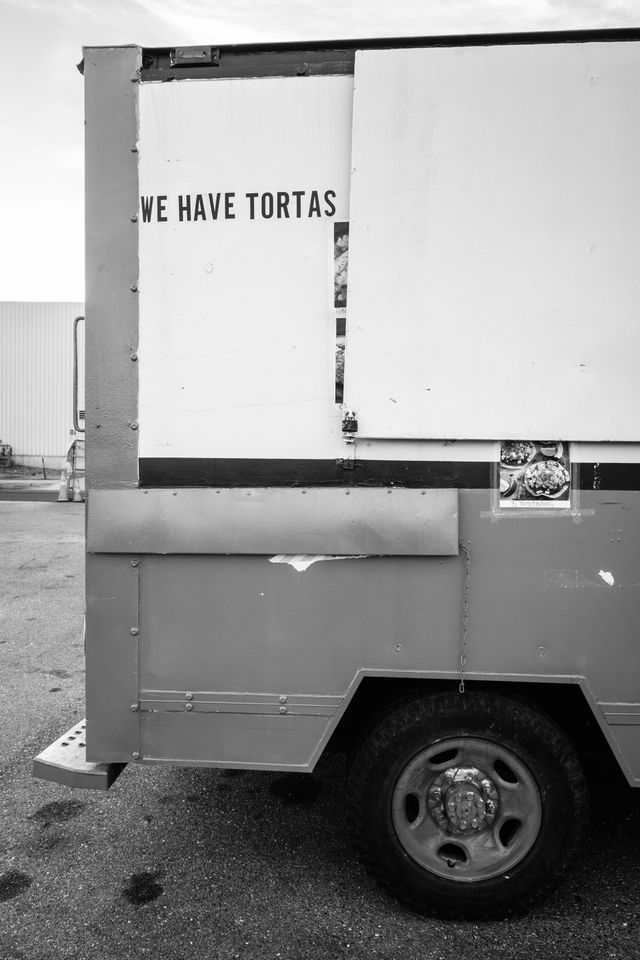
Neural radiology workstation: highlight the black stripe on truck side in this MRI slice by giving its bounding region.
[139,458,640,491]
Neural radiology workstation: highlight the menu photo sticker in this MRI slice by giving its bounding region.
[334,222,349,327]
[499,441,572,509]
[335,337,345,404]
[334,222,349,402]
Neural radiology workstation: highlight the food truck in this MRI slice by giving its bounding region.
[34,29,640,917]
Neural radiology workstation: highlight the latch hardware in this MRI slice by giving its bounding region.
[342,410,358,434]
[170,46,220,67]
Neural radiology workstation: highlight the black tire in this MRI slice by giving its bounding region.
[346,690,589,918]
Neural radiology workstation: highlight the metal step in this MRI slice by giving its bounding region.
[33,719,126,790]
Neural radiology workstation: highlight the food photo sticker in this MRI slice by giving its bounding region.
[499,441,571,509]
[334,222,349,328]
[335,337,345,404]
[334,222,348,402]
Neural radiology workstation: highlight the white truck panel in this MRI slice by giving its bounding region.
[345,42,640,440]
[138,76,353,460]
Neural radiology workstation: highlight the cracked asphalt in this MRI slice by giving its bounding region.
[1,502,639,960]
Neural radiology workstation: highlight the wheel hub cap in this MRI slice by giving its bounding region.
[392,737,543,882]
[428,766,499,834]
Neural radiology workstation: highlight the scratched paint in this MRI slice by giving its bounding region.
[544,570,633,588]
[269,554,368,572]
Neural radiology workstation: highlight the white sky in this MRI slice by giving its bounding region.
[1,0,639,300]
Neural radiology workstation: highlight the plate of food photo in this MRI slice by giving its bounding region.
[501,441,536,468]
[523,460,570,499]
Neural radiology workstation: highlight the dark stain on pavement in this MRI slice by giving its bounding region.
[30,799,85,826]
[269,774,322,805]
[122,870,164,905]
[0,869,33,902]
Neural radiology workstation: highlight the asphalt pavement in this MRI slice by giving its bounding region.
[1,502,639,960]
[0,478,62,502]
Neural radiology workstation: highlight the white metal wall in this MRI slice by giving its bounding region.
[138,76,352,461]
[0,302,84,467]
[345,42,640,441]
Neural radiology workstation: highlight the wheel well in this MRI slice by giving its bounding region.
[325,676,624,786]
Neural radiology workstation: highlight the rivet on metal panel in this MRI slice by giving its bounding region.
[279,706,287,714]
[130,421,139,431]
[130,703,138,712]
[130,284,138,292]
[130,352,138,361]
[173,490,177,496]
[185,692,193,701]
[279,695,288,704]
[130,214,138,222]
[130,560,139,568]
[131,146,138,153]
[345,490,350,495]
[186,703,193,712]
[130,627,139,636]
[132,751,140,760]
[301,490,307,495]
[394,643,402,652]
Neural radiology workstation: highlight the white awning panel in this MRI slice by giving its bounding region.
[344,42,640,440]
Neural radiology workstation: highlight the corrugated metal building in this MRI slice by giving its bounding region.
[0,302,84,470]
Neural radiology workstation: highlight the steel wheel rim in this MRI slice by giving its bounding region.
[391,736,542,882]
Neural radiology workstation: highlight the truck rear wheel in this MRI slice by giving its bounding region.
[346,691,589,918]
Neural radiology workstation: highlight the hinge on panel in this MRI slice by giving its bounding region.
[170,46,220,67]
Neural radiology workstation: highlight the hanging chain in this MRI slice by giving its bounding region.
[458,539,472,694]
